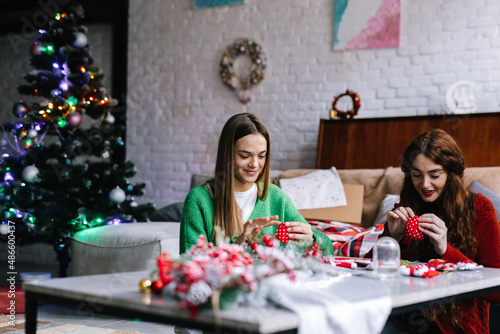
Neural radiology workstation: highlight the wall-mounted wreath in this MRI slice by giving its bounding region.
[329,90,361,119]
[219,38,267,104]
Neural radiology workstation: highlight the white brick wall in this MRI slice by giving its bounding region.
[2,0,500,211]
[127,0,500,208]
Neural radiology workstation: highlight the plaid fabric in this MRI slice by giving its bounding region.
[309,221,385,257]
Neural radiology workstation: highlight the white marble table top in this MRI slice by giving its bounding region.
[23,267,500,333]
[381,267,500,310]
[23,270,298,333]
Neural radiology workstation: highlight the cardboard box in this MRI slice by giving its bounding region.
[299,183,364,225]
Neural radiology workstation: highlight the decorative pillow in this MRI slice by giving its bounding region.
[279,167,346,210]
[373,194,400,226]
[149,202,184,222]
[470,180,500,222]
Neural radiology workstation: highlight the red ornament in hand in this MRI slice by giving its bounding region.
[405,216,424,240]
[276,222,289,244]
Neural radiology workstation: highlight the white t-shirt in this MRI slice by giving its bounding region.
[235,183,257,223]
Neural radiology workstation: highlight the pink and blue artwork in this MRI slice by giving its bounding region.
[193,0,244,9]
[333,0,401,50]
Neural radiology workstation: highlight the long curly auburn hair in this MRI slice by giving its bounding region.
[400,128,476,257]
[399,129,476,329]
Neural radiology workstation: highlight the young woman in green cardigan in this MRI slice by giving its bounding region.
[179,113,333,255]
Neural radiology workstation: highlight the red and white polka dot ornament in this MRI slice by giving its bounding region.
[276,222,289,244]
[405,216,424,240]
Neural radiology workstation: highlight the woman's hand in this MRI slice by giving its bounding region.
[387,206,415,242]
[233,215,280,245]
[418,214,448,256]
[284,221,314,245]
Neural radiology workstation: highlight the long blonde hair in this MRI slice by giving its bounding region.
[208,113,271,239]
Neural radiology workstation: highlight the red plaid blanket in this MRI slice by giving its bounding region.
[309,221,385,257]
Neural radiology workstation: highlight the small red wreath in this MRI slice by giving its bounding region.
[329,90,361,120]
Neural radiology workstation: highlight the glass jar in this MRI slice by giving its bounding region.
[373,237,400,278]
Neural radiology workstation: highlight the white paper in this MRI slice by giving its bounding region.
[279,167,347,210]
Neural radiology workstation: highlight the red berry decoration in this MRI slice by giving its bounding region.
[262,235,273,247]
[276,222,289,244]
[405,216,424,240]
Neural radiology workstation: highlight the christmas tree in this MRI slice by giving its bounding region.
[0,1,155,276]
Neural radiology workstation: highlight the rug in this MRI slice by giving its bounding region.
[0,314,146,333]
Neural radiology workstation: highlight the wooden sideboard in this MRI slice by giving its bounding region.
[316,112,500,169]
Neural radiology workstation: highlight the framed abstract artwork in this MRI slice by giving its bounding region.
[333,0,401,50]
[193,0,244,9]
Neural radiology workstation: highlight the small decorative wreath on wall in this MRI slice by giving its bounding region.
[219,38,267,104]
[329,90,361,119]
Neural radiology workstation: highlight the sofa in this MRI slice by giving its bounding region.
[73,166,500,274]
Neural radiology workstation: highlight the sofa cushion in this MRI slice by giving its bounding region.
[464,167,500,195]
[470,180,500,222]
[149,202,184,222]
[373,194,401,226]
[71,222,180,276]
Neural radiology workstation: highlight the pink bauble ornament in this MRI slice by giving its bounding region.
[30,43,43,55]
[67,112,82,127]
[13,102,29,118]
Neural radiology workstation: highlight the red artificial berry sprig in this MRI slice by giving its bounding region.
[157,252,174,285]
[305,243,331,264]
[305,243,320,257]
[262,235,274,247]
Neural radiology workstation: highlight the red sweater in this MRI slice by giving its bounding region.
[379,193,500,333]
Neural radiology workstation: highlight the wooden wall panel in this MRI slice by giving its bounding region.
[316,113,500,169]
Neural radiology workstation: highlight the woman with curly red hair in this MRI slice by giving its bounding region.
[381,129,500,333]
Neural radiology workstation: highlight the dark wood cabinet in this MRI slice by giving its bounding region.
[316,113,500,169]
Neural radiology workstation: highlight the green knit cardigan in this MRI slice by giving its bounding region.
[179,183,334,255]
